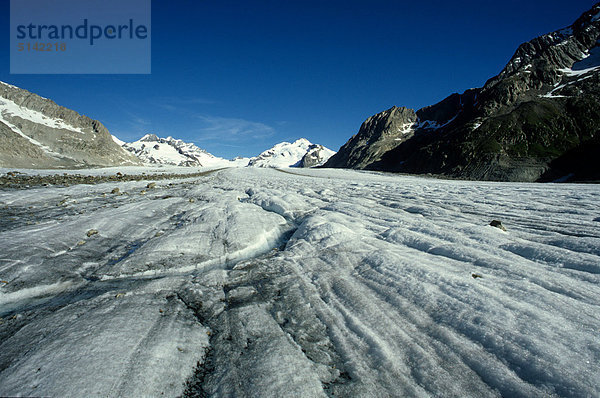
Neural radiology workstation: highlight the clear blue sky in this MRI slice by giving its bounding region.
[0,0,597,158]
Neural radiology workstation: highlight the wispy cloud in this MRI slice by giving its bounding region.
[148,96,277,143]
[129,115,151,127]
[194,115,276,142]
[154,96,217,112]
[109,110,153,142]
[110,97,276,147]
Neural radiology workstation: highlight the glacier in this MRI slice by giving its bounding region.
[0,167,599,397]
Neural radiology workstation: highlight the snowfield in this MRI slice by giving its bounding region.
[0,167,599,397]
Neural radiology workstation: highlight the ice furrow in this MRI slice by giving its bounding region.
[354,254,598,396]
[1,167,599,397]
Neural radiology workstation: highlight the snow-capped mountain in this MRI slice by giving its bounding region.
[111,135,126,146]
[0,81,140,169]
[117,135,335,168]
[121,134,237,167]
[247,138,335,168]
[299,143,337,168]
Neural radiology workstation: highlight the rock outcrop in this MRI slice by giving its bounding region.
[324,107,416,169]
[299,144,336,168]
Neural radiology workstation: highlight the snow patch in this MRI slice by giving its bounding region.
[0,96,86,134]
[418,114,459,131]
[0,108,67,158]
[111,135,126,146]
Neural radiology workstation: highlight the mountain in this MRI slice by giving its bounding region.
[0,81,140,169]
[324,106,418,170]
[119,135,333,169]
[121,134,240,167]
[324,3,600,182]
[247,138,335,168]
[299,143,338,168]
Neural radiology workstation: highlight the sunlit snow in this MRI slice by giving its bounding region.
[0,95,87,134]
[122,134,235,168]
[248,138,335,168]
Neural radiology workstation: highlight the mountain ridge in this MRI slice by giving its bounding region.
[0,80,335,170]
[119,134,335,169]
[0,81,140,169]
[324,3,600,182]
[247,138,335,168]
[121,133,239,167]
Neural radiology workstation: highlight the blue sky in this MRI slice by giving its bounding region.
[0,0,597,158]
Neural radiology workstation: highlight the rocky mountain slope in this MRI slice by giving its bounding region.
[324,3,600,182]
[0,81,140,169]
[247,138,335,168]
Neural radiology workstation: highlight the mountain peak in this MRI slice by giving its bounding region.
[487,2,600,93]
[324,106,417,169]
[248,138,335,168]
[140,133,160,142]
[293,138,311,145]
[575,2,600,27]
[121,135,335,169]
[123,134,227,167]
[325,2,600,182]
[0,81,140,168]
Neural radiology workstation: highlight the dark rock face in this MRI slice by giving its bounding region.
[299,144,333,168]
[325,106,417,169]
[0,82,140,169]
[325,3,600,182]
